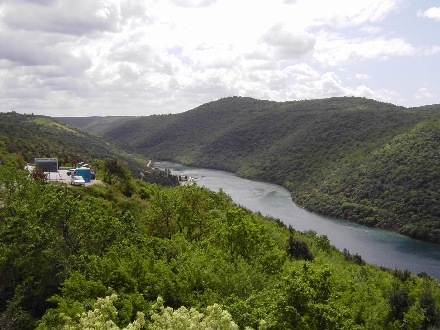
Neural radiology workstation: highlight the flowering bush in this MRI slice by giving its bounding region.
[61,294,145,330]
[60,295,265,330]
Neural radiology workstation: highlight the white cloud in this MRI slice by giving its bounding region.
[417,7,440,21]
[359,26,382,34]
[422,46,440,55]
[0,0,438,116]
[351,85,399,103]
[314,31,416,66]
[309,0,400,27]
[260,23,316,60]
[284,63,320,81]
[414,88,435,99]
[0,30,92,69]
[355,73,371,80]
[171,0,217,8]
[1,0,122,35]
[3,0,57,5]
[319,72,346,96]
[284,70,398,104]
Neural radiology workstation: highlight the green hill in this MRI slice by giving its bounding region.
[58,97,440,243]
[0,112,145,174]
[55,116,137,136]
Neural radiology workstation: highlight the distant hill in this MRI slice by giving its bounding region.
[0,112,146,175]
[55,116,137,136]
[56,96,440,243]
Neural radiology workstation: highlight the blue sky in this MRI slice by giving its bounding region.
[0,0,439,116]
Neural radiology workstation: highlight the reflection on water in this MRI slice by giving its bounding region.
[157,161,440,280]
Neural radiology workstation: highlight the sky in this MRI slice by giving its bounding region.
[0,0,439,117]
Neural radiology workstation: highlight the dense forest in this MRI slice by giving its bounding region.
[57,96,440,244]
[1,151,440,329]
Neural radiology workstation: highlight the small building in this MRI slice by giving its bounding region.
[35,158,58,173]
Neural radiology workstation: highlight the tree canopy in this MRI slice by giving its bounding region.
[0,158,439,330]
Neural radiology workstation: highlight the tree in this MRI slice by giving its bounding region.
[103,158,135,196]
[273,265,351,330]
[103,158,131,185]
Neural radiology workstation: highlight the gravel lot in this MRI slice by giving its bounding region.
[27,166,103,186]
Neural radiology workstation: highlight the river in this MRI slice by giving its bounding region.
[157,161,440,281]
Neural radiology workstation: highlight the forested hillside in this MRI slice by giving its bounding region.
[0,112,145,175]
[56,116,136,136]
[58,97,440,244]
[1,157,440,330]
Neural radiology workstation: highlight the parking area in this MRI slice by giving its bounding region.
[56,169,103,186]
[45,169,71,184]
[26,166,103,186]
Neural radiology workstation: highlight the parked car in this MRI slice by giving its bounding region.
[71,175,85,186]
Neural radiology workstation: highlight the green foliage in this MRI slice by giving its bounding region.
[140,168,180,187]
[287,227,314,261]
[272,264,352,330]
[104,158,131,183]
[342,249,366,266]
[0,162,139,329]
[0,154,440,330]
[103,157,138,197]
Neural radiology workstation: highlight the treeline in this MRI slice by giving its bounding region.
[1,157,440,329]
[60,97,440,243]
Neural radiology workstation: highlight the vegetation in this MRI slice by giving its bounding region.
[0,112,145,176]
[58,97,440,243]
[54,116,137,137]
[1,157,440,330]
[1,98,439,329]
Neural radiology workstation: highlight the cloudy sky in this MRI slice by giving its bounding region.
[0,0,439,116]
